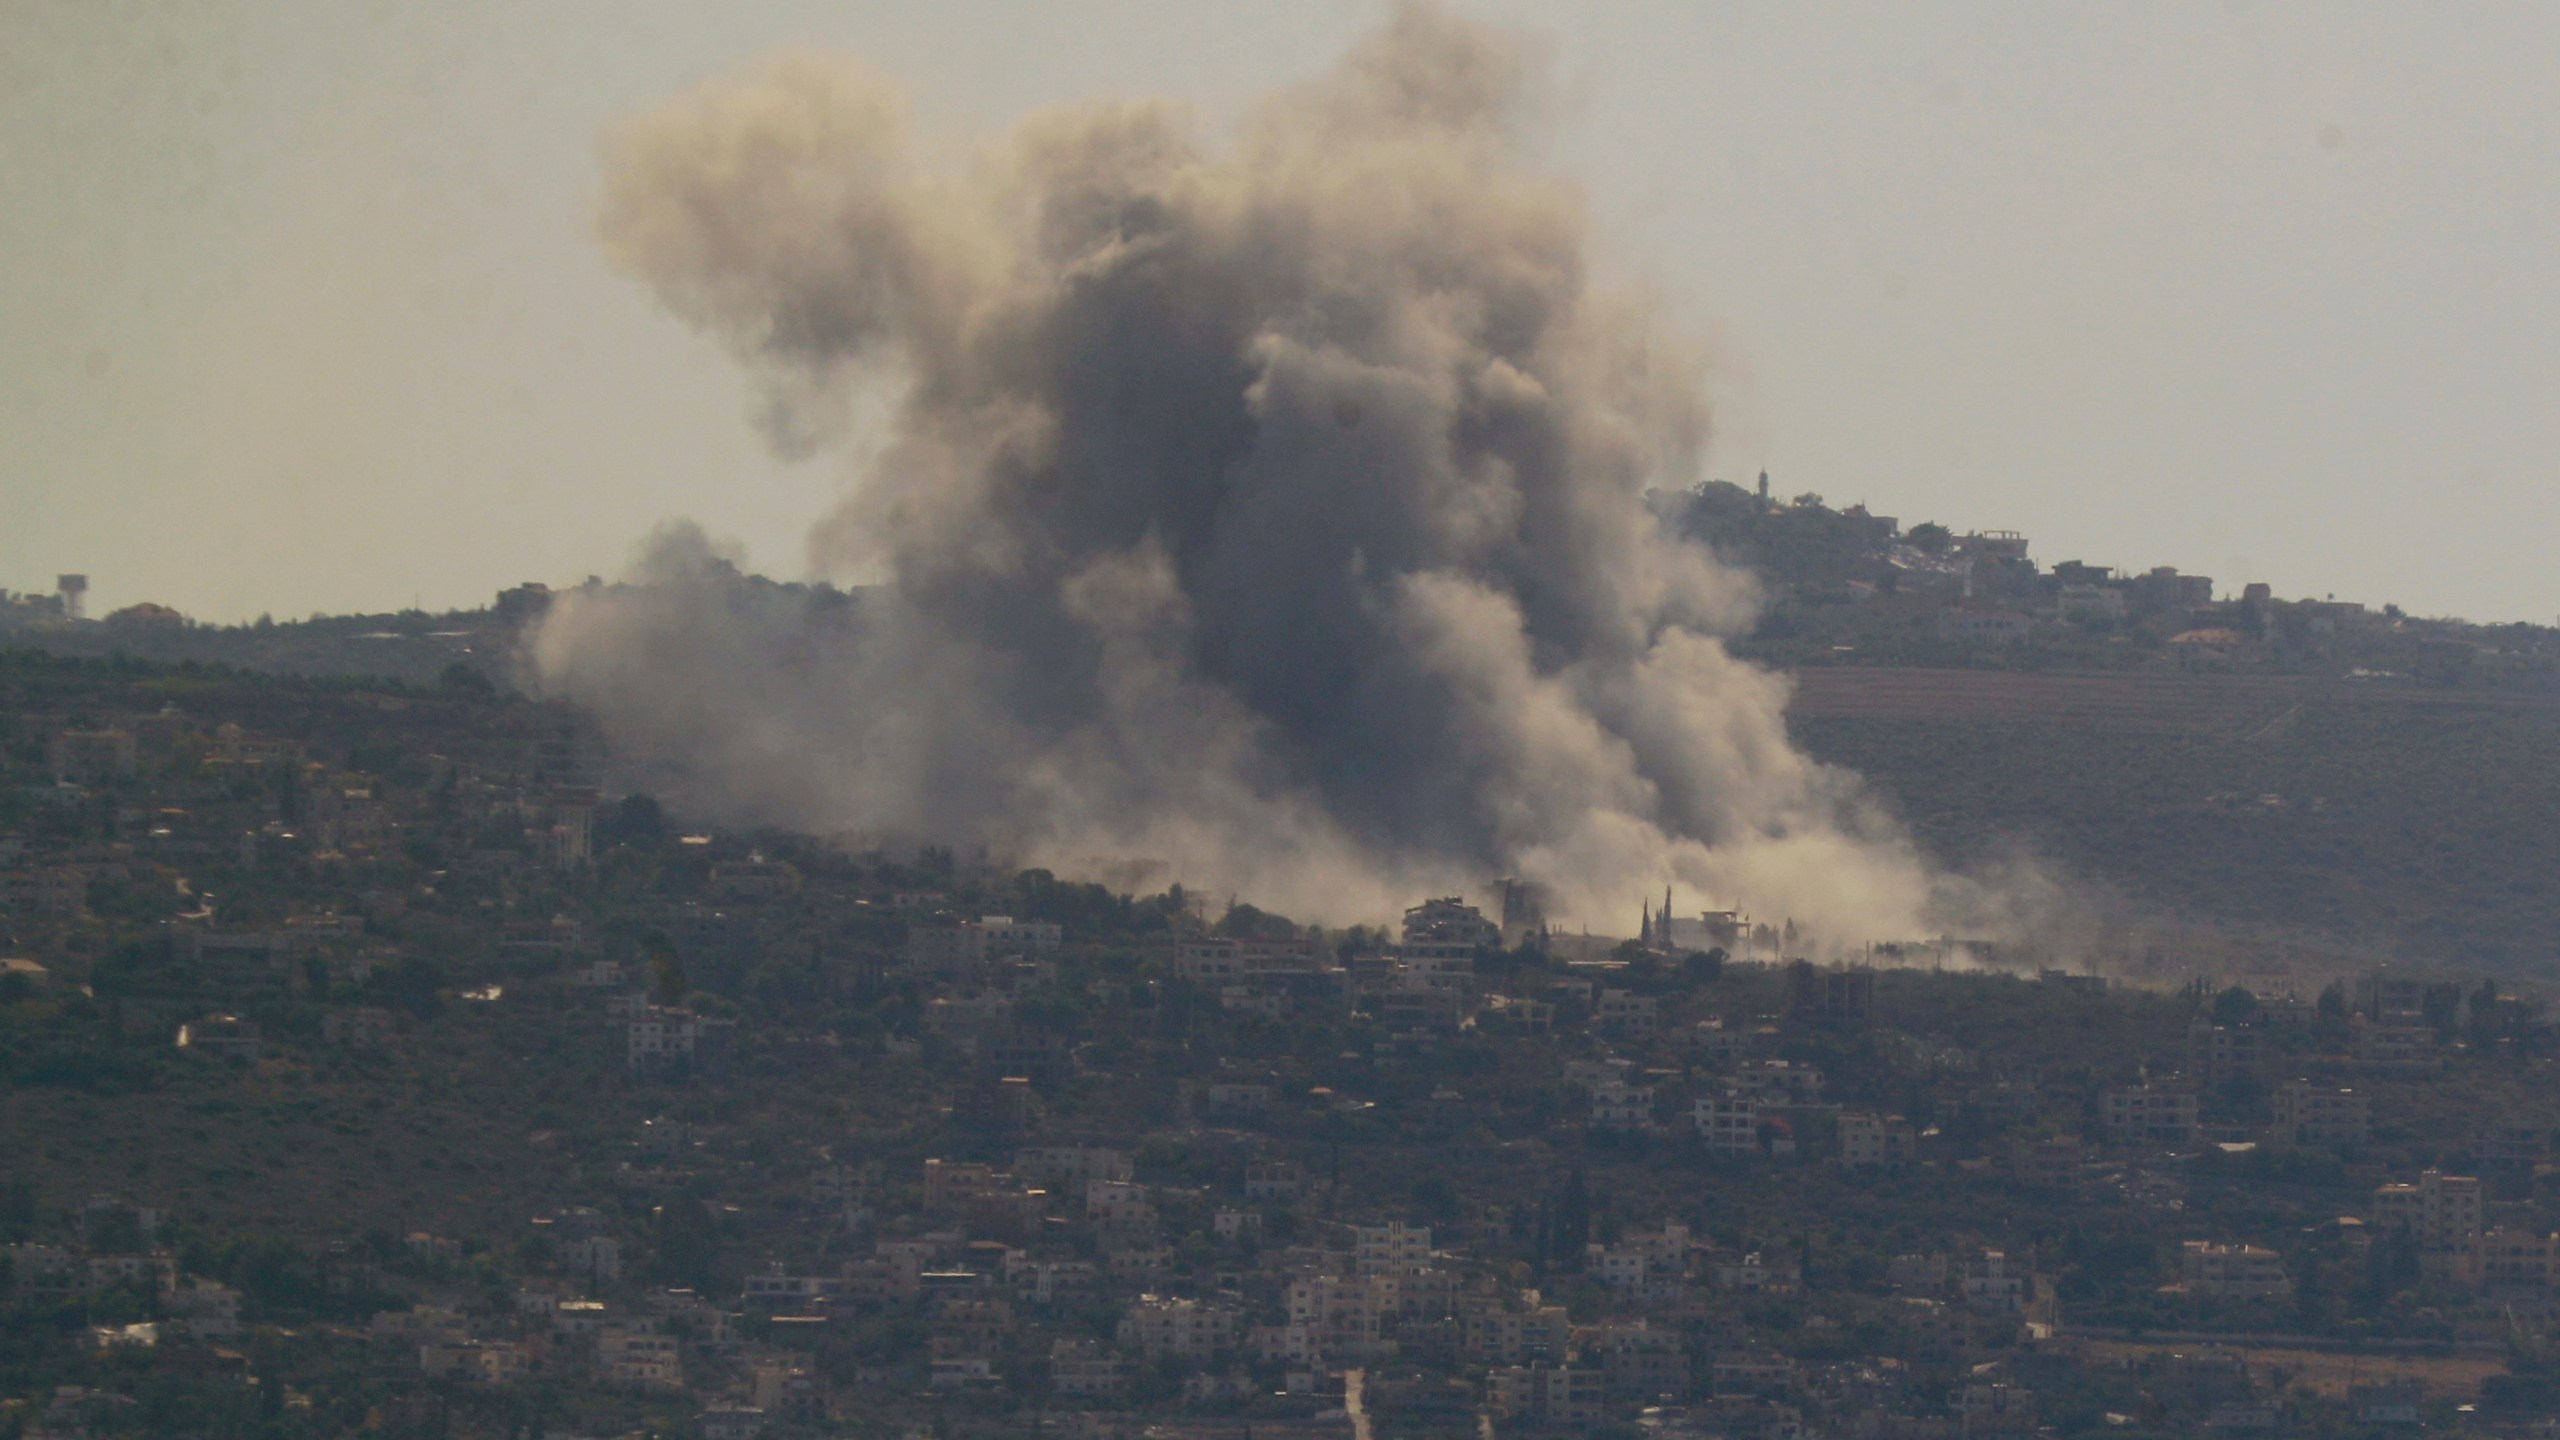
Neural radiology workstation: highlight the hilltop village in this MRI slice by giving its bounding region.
[4,651,2560,1439]
[17,472,2560,697]
[1649,479,2560,688]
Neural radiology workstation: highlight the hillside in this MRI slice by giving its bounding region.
[8,550,2559,982]
[10,647,2560,1438]
[1788,668,2560,977]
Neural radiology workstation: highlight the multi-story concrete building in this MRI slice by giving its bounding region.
[1591,1081,1656,1132]
[905,914,1063,975]
[1593,1322,1687,1401]
[1245,1161,1305,1201]
[1354,1222,1433,1276]
[2179,1241,2291,1300]
[625,1009,733,1071]
[1462,1299,1572,1364]
[1595,989,1659,1035]
[1118,1295,1237,1360]
[2186,1021,2264,1084]
[1049,1339,1127,1395]
[2480,1229,2560,1291]
[1962,1250,2030,1314]
[1485,1363,1606,1427]
[1576,1222,1695,1304]
[921,1159,1010,1213]
[1695,1092,1764,1154]
[2374,1170,2483,1282]
[2101,1082,2200,1146]
[598,1323,683,1389]
[1839,1112,1918,1168]
[1286,1275,1388,1362]
[2272,1082,2369,1147]
[1086,1179,1156,1231]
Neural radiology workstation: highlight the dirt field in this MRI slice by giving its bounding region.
[1782,666,2560,735]
[2069,1338,2505,1400]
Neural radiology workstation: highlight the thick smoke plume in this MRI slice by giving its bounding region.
[533,5,1946,938]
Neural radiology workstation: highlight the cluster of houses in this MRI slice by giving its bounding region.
[13,691,2560,1434]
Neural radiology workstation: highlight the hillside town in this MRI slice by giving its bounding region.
[5,650,2560,1438]
[15,473,2560,702]
[14,1,2560,1438]
[1652,479,2560,689]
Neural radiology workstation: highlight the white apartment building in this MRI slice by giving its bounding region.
[2180,1241,2292,1299]
[1286,1274,1390,1361]
[1354,1222,1433,1276]
[905,915,1062,974]
[1117,1295,1237,1360]
[1695,1092,1764,1154]
[1962,1249,2030,1314]
[2374,1169,2483,1282]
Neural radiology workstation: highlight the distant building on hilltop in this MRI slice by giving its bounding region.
[1639,890,1744,954]
[2131,566,2214,613]
[1959,531,2031,563]
[1489,877,1548,943]
[1401,897,1499,952]
[103,602,188,629]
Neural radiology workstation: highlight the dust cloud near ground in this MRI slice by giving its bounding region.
[532,6,2011,944]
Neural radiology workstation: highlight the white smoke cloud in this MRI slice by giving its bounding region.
[531,4,1948,940]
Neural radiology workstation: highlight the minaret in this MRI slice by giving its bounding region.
[1757,471,1771,511]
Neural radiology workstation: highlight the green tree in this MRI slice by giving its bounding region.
[644,932,688,1008]
[2211,986,2258,1025]
[1213,902,1298,941]
[601,793,665,850]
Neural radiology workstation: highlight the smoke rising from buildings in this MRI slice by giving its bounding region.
[531,5,1954,938]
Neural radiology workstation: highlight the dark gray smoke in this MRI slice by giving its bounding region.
[531,5,1943,936]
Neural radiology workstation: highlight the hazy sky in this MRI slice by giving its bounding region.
[6,1,2557,625]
